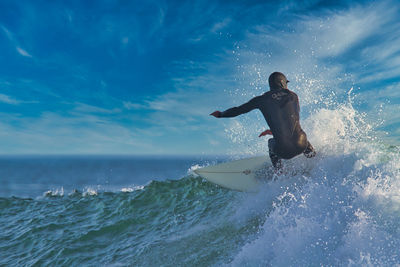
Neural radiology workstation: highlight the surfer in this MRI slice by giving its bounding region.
[210,72,316,169]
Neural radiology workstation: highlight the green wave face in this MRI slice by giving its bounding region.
[0,176,267,266]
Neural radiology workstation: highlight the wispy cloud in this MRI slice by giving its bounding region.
[1,24,33,58]
[0,111,154,154]
[1,0,399,154]
[123,101,147,110]
[0,94,19,105]
[210,18,231,33]
[303,6,390,58]
[72,102,121,114]
[135,0,400,153]
[16,47,32,57]
[0,24,12,40]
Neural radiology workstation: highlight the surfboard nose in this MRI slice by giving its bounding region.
[191,156,270,192]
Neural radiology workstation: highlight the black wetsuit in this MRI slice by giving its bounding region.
[220,89,315,168]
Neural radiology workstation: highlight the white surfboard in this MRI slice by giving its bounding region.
[194,156,272,192]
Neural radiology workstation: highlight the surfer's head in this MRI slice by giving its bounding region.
[269,72,289,90]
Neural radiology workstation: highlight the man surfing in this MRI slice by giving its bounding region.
[210,72,316,169]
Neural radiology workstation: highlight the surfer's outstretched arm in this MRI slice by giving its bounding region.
[210,96,260,118]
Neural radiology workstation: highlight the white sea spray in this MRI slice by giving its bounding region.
[229,99,400,265]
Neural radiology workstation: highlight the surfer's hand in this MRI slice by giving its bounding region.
[258,129,272,137]
[210,111,222,118]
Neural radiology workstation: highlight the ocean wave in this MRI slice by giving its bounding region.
[0,176,238,265]
[1,101,400,265]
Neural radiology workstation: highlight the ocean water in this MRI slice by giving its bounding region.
[1,102,400,266]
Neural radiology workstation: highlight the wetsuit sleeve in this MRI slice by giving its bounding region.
[220,96,260,118]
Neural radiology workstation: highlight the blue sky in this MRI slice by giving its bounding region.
[0,0,399,155]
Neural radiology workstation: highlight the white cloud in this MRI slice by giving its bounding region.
[210,18,231,33]
[123,101,147,110]
[16,46,32,57]
[358,66,400,84]
[141,72,237,119]
[1,25,33,58]
[136,1,400,154]
[0,111,153,154]
[0,78,60,100]
[0,94,19,105]
[361,36,400,63]
[305,6,389,57]
[72,102,121,114]
[0,25,12,40]
[2,1,399,154]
